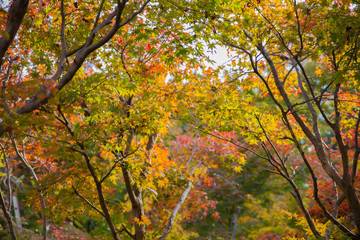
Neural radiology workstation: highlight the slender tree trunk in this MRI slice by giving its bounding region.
[12,139,46,239]
[11,192,21,230]
[343,183,360,232]
[0,186,17,240]
[94,182,120,240]
[231,207,241,240]
[120,132,157,240]
[158,181,192,240]
[56,108,120,240]
[79,142,120,240]
[133,190,146,240]
[158,150,203,240]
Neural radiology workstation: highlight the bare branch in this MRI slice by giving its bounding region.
[51,0,68,82]
[196,128,268,160]
[120,42,134,83]
[117,224,135,239]
[11,138,47,240]
[72,185,105,217]
[92,0,107,31]
[185,148,198,169]
[119,0,151,28]
[158,180,192,240]
[100,146,140,184]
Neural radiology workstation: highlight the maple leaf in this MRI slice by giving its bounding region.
[157,178,168,188]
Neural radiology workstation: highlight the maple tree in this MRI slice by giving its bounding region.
[183,0,360,239]
[1,0,227,239]
[2,0,360,239]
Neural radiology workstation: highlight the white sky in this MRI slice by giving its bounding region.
[0,0,10,10]
[207,45,231,67]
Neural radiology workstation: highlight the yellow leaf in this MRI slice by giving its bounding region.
[157,178,168,188]
[234,165,242,173]
[315,67,323,76]
[141,215,151,225]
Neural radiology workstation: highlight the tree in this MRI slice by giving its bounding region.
[0,0,221,239]
[3,0,360,239]
[185,0,360,238]
[1,0,150,238]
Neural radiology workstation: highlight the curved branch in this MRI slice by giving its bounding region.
[0,0,150,138]
[158,180,192,240]
[0,0,29,70]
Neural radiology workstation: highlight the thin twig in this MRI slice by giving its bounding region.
[72,185,105,217]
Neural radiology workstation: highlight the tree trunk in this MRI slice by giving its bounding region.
[11,192,21,230]
[0,187,17,240]
[231,207,241,240]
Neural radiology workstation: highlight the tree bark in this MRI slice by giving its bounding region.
[0,186,17,240]
[231,207,241,240]
[158,181,193,240]
[0,0,29,70]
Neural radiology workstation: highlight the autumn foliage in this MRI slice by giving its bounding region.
[1,0,360,239]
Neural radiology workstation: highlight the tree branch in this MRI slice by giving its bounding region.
[11,138,47,240]
[158,180,192,240]
[0,0,29,70]
[351,111,360,184]
[72,185,105,217]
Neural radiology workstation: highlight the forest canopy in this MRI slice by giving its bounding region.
[0,0,360,239]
